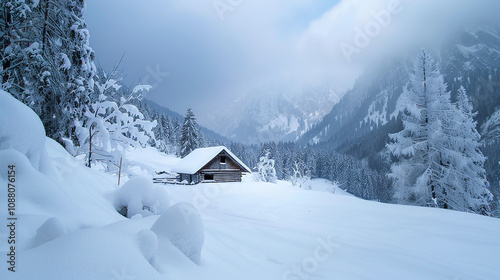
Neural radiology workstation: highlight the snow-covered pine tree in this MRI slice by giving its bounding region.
[0,0,46,111]
[388,50,444,206]
[161,115,174,152]
[449,86,493,214]
[58,0,96,144]
[35,0,72,139]
[1,0,33,100]
[149,109,160,147]
[1,0,96,143]
[152,113,171,153]
[388,51,492,214]
[255,151,277,183]
[179,107,202,158]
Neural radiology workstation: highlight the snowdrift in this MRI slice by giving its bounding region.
[0,91,204,279]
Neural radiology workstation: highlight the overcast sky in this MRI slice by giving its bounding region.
[85,0,500,118]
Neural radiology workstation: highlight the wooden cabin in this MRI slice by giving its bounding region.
[173,146,251,184]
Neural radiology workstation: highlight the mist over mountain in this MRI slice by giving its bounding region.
[200,83,343,143]
[300,26,500,149]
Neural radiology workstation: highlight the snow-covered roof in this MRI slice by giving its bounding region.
[173,146,251,174]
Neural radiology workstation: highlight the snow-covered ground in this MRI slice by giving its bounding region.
[1,91,500,280]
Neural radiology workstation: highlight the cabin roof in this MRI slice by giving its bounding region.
[173,146,251,174]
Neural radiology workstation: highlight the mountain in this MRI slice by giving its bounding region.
[300,27,500,154]
[202,83,342,144]
[442,26,500,79]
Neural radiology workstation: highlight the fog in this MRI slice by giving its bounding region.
[85,0,500,119]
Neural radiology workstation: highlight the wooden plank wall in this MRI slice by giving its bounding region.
[202,170,242,182]
[202,152,240,171]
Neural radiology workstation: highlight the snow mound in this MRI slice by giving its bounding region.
[31,217,67,248]
[136,229,158,263]
[0,90,52,174]
[114,176,171,218]
[151,203,204,264]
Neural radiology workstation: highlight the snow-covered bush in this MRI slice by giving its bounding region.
[254,151,277,183]
[151,203,204,264]
[75,77,156,173]
[289,161,312,190]
[114,176,170,218]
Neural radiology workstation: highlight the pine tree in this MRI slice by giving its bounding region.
[179,107,201,158]
[1,0,45,109]
[58,0,96,143]
[448,86,493,214]
[388,51,492,214]
[255,151,277,183]
[1,0,96,143]
[388,50,443,206]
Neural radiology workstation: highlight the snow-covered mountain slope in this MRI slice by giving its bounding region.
[201,84,341,144]
[300,60,408,147]
[442,26,500,79]
[300,27,500,150]
[2,91,500,280]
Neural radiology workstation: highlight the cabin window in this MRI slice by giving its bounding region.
[204,174,214,181]
[220,156,226,164]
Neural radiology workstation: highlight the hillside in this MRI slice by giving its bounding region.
[2,91,499,280]
[300,27,500,148]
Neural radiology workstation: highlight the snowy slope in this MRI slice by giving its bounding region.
[442,26,500,79]
[300,26,500,148]
[1,91,500,280]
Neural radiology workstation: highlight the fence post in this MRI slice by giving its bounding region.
[118,157,123,186]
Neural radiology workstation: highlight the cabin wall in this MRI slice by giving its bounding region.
[201,170,242,182]
[202,152,240,171]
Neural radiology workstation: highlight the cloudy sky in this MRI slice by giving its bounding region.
[85,0,500,118]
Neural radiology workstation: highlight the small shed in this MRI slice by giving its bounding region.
[173,146,251,184]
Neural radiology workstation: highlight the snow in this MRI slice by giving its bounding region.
[30,217,67,249]
[260,114,300,135]
[59,53,71,70]
[136,229,158,263]
[2,90,500,279]
[0,91,51,175]
[151,203,204,264]
[362,91,388,127]
[114,176,171,218]
[173,146,251,174]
